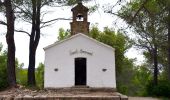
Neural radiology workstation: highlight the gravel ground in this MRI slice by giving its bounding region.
[129,97,161,100]
[0,87,166,100]
[0,87,122,97]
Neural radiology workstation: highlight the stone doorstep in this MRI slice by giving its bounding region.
[0,95,128,100]
[72,85,90,88]
[46,87,117,92]
[1,96,120,100]
[35,95,120,99]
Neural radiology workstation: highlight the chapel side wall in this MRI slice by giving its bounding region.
[44,35,116,88]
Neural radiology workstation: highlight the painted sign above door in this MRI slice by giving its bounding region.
[70,49,93,56]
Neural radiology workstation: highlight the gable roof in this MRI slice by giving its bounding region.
[44,33,115,51]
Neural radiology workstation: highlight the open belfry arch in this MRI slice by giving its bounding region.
[44,2,116,89]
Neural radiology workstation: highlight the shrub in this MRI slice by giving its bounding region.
[35,63,44,89]
[0,67,8,90]
[146,80,170,97]
[16,68,28,86]
[0,51,8,90]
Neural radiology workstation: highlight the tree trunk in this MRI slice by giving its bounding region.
[35,0,41,49]
[28,41,36,85]
[153,46,158,85]
[168,8,170,81]
[28,0,36,86]
[27,0,41,86]
[5,0,16,87]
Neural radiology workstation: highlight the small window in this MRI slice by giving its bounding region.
[76,13,84,21]
[102,68,107,72]
[54,68,58,72]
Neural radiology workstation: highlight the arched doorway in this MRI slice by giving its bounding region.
[75,57,87,86]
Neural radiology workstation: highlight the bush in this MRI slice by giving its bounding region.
[146,80,170,97]
[0,50,8,90]
[117,84,128,94]
[0,43,8,90]
[16,68,28,86]
[35,63,44,89]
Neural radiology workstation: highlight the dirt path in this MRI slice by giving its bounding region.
[129,97,161,100]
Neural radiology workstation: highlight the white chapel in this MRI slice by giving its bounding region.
[44,2,116,88]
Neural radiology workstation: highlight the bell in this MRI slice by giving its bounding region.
[77,13,83,20]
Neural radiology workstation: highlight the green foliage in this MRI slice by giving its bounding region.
[64,0,78,6]
[35,63,44,89]
[146,80,170,97]
[89,26,140,95]
[118,0,167,67]
[89,25,100,39]
[0,43,25,90]
[0,43,8,90]
[116,62,152,96]
[116,58,136,95]
[88,5,99,14]
[58,28,71,41]
[89,26,155,96]
[16,64,28,86]
[63,0,92,6]
[90,26,131,75]
[16,62,44,89]
[118,0,168,88]
[131,65,152,96]
[0,43,2,53]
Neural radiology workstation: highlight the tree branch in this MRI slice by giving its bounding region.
[0,0,4,6]
[135,43,152,55]
[106,11,120,17]
[41,18,71,24]
[130,0,149,23]
[40,22,54,29]
[41,1,67,8]
[0,21,7,26]
[14,4,32,19]
[0,21,30,37]
[133,24,154,50]
[40,18,71,29]
[15,29,31,36]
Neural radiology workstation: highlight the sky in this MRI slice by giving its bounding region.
[0,0,144,68]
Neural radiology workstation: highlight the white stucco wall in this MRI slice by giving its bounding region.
[44,33,116,88]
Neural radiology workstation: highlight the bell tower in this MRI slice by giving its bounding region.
[70,1,90,35]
